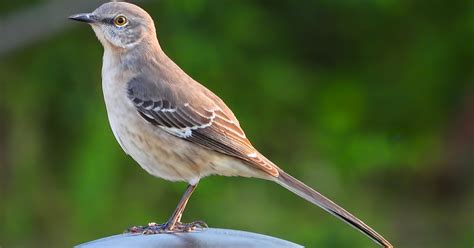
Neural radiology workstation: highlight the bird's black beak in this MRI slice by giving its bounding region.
[68,13,98,23]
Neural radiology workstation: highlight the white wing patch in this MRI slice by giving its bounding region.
[160,105,217,138]
[131,96,246,140]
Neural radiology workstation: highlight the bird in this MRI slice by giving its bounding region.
[69,2,393,247]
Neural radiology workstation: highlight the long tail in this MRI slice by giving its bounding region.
[275,170,393,248]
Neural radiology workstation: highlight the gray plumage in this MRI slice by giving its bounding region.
[69,2,393,247]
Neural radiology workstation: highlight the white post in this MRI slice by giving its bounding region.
[76,228,304,248]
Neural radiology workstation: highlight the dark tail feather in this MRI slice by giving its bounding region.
[275,170,393,248]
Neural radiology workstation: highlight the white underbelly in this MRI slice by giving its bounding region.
[104,91,198,181]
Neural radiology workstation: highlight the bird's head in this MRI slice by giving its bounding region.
[69,2,156,50]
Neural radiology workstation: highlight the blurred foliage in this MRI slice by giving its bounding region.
[0,0,42,15]
[0,0,473,247]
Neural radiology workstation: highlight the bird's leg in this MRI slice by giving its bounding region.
[125,183,207,234]
[164,183,196,230]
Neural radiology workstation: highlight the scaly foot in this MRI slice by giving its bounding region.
[125,220,208,234]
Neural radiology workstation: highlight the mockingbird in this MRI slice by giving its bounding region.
[69,2,393,247]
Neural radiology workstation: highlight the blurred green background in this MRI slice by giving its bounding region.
[0,0,473,247]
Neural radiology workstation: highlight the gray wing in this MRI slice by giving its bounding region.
[127,76,279,177]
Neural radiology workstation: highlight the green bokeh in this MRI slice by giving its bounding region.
[1,1,473,247]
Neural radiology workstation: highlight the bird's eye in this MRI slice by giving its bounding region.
[114,15,128,26]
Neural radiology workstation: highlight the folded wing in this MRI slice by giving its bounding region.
[127,76,279,177]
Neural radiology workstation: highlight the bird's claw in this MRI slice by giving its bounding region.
[125,220,208,234]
